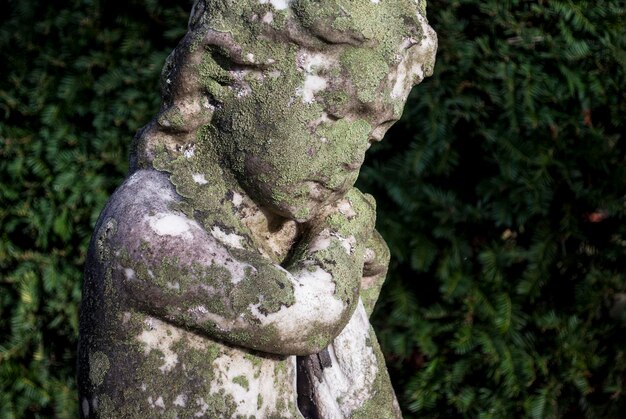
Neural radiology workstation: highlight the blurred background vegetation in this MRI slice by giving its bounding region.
[1,0,624,417]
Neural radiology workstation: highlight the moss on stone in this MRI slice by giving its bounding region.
[233,375,250,390]
[341,48,390,104]
[96,218,117,263]
[88,351,110,387]
[157,105,186,130]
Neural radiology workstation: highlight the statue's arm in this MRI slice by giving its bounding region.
[98,174,373,356]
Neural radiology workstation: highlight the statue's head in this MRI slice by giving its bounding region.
[133,0,437,222]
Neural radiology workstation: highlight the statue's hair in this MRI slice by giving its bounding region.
[130,0,429,172]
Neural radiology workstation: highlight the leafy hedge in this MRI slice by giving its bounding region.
[1,0,624,417]
[361,1,626,417]
[0,1,190,417]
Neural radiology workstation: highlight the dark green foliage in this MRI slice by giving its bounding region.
[359,0,626,417]
[0,1,191,416]
[1,0,624,417]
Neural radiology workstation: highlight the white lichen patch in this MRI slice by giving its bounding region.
[309,229,355,255]
[259,0,289,10]
[148,396,166,409]
[339,235,356,254]
[124,171,142,187]
[184,144,196,159]
[390,42,423,99]
[295,52,335,104]
[309,301,379,417]
[82,398,89,417]
[249,266,344,342]
[309,111,336,132]
[210,350,297,417]
[192,305,209,315]
[261,11,273,24]
[124,268,135,280]
[231,191,243,207]
[298,52,332,73]
[186,306,246,332]
[192,173,208,185]
[363,247,376,266]
[174,394,187,407]
[297,75,327,104]
[211,226,245,250]
[166,281,180,291]
[147,212,194,240]
[231,69,254,98]
[136,317,182,373]
[194,398,210,417]
[391,13,437,99]
[337,199,357,218]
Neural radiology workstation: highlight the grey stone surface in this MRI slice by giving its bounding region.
[78,1,436,417]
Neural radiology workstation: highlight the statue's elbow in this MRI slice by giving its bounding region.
[288,329,337,356]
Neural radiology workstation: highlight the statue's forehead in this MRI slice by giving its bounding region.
[195,0,428,68]
[292,0,425,36]
[198,0,426,38]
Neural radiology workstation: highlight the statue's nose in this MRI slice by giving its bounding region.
[368,117,398,144]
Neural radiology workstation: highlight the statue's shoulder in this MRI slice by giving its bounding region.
[104,169,178,218]
[90,169,252,268]
[88,169,183,259]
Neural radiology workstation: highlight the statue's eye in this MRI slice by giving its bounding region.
[325,110,345,121]
[321,92,350,120]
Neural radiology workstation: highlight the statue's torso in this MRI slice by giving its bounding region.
[78,170,301,418]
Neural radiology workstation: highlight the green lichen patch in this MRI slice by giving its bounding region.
[96,218,117,263]
[157,105,186,130]
[340,48,390,104]
[89,351,110,387]
[231,260,296,316]
[232,375,250,390]
[314,240,364,305]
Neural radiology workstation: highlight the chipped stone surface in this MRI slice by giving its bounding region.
[79,0,436,417]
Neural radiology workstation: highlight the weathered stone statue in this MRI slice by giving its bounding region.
[78,0,436,417]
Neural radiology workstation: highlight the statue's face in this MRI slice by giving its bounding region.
[210,1,436,221]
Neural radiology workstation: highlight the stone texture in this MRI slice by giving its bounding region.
[78,0,436,417]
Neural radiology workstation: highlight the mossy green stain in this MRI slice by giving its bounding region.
[233,375,250,390]
[89,351,110,387]
[340,48,390,104]
[96,218,117,263]
[157,106,185,130]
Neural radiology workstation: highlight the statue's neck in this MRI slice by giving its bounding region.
[157,147,300,264]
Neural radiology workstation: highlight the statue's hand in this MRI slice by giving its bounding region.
[363,229,391,278]
[361,229,391,316]
[305,187,377,247]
